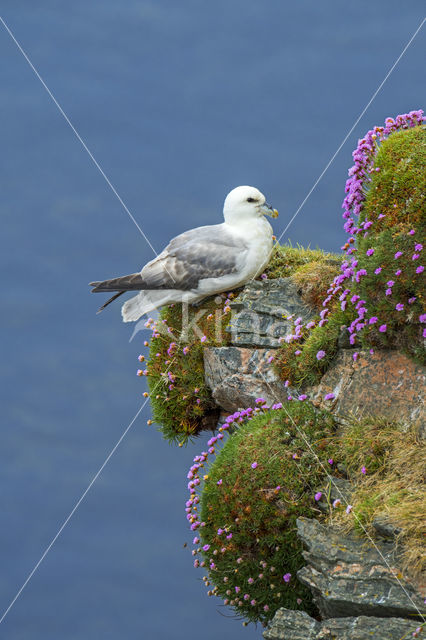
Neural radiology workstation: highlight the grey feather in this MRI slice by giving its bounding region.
[91,224,246,294]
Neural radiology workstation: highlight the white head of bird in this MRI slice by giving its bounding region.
[223,185,278,226]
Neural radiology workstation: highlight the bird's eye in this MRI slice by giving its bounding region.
[247,197,256,203]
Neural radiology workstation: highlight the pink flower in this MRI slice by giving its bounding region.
[361,466,367,474]
[379,324,387,333]
[200,335,207,343]
[394,251,403,259]
[314,492,322,502]
[346,505,353,514]
[366,248,375,256]
[324,393,335,401]
[316,350,326,360]
[283,573,291,583]
[374,267,382,275]
[395,303,404,311]
[416,265,424,274]
[251,462,258,469]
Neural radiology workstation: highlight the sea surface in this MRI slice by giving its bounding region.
[0,2,424,638]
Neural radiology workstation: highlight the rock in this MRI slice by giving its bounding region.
[263,609,320,639]
[296,517,425,620]
[228,278,316,348]
[310,350,425,435]
[372,517,402,540]
[264,609,425,640]
[203,347,288,412]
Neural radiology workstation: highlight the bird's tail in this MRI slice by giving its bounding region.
[121,291,176,322]
[90,273,145,293]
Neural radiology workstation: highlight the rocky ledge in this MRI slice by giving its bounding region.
[263,518,425,640]
[204,279,425,433]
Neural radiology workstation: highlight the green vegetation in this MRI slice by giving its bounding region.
[146,296,232,444]
[274,125,426,388]
[196,403,338,624]
[353,125,425,363]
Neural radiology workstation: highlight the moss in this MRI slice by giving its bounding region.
[361,125,425,231]
[197,404,338,625]
[274,125,426,388]
[146,296,232,444]
[353,126,426,364]
[334,418,426,576]
[292,261,342,310]
[274,308,351,387]
[266,242,341,280]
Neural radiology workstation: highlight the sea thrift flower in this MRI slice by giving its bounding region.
[182,346,189,355]
[324,393,335,401]
[395,303,404,311]
[394,251,403,259]
[366,248,374,256]
[361,466,367,474]
[200,335,207,343]
[379,324,387,333]
[412,253,420,260]
[316,350,326,360]
[283,573,291,583]
[251,462,258,469]
[333,499,341,508]
[416,265,424,274]
[353,352,358,361]
[374,267,382,274]
[415,243,423,251]
[298,394,307,401]
[346,505,353,514]
[314,492,322,502]
[369,316,378,324]
[328,458,334,465]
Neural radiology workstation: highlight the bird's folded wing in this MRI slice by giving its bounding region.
[91,224,248,293]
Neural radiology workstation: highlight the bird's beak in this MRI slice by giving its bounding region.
[260,202,279,218]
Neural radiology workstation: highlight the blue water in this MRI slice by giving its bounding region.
[0,2,424,638]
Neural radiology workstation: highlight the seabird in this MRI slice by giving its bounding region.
[90,185,278,322]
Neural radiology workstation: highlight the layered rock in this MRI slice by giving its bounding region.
[228,277,315,348]
[264,609,424,640]
[296,517,425,620]
[263,518,426,639]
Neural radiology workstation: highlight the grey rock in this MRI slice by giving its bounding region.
[203,346,288,412]
[296,517,425,620]
[227,278,316,348]
[372,517,402,540]
[264,609,425,640]
[263,609,320,639]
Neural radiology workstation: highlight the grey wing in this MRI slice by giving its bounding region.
[140,224,247,290]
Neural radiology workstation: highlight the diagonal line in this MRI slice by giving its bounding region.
[0,400,144,622]
[0,15,159,259]
[0,402,146,625]
[0,343,181,625]
[254,368,426,622]
[276,15,426,245]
